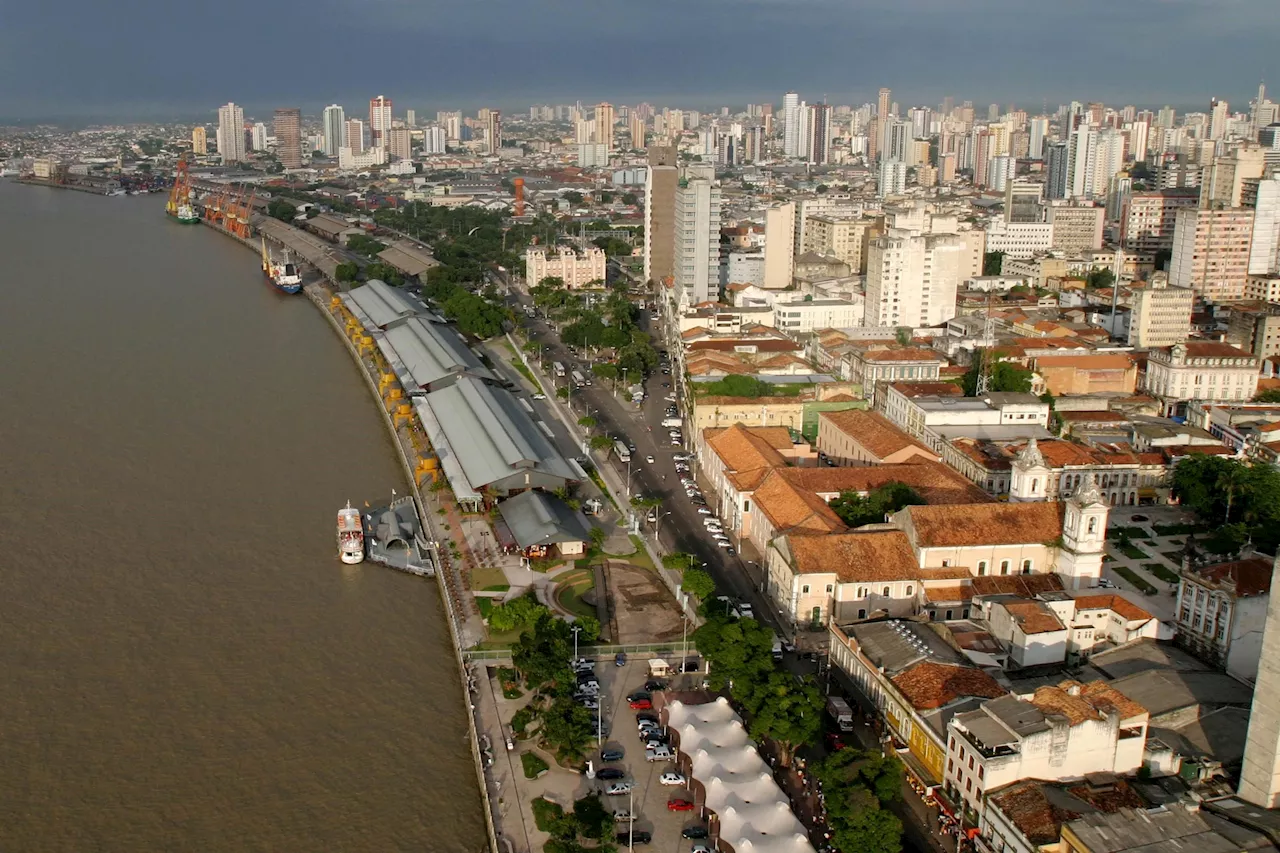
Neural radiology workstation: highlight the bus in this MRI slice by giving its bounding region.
[571,370,586,388]
[552,361,566,378]
[614,441,631,463]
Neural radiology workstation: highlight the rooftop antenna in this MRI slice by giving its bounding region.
[975,291,996,396]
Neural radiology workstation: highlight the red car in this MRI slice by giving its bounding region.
[630,698,653,710]
[667,799,695,812]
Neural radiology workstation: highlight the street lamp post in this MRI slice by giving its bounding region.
[571,625,582,664]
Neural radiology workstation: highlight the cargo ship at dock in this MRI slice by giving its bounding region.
[261,240,303,294]
[165,156,200,224]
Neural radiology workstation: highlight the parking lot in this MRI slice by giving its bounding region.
[495,654,713,852]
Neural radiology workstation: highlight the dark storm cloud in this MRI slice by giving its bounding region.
[0,0,1271,119]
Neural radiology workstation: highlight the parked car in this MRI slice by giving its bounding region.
[668,798,695,812]
[660,772,687,786]
[601,748,625,762]
[597,767,627,780]
[636,712,659,724]
[644,737,668,750]
[696,507,713,515]
[613,810,636,822]
[531,393,547,400]
[645,679,668,691]
[645,746,675,761]
[617,831,652,845]
[627,691,651,703]
[605,782,634,796]
[682,826,709,839]
[630,698,653,710]
[615,652,627,667]
[717,540,733,550]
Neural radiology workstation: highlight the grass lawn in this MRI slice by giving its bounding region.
[471,565,509,591]
[624,535,656,571]
[531,797,563,830]
[1111,565,1157,595]
[521,751,549,779]
[554,567,598,619]
[1143,562,1180,584]
[1115,541,1149,560]
[496,667,524,699]
[510,358,543,393]
[1162,550,1187,565]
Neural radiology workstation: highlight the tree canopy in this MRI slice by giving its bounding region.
[814,748,905,853]
[698,374,807,398]
[961,352,1033,396]
[982,250,1005,276]
[680,567,717,601]
[829,482,924,528]
[1170,455,1280,553]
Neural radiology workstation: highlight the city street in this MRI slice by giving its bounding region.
[507,287,770,624]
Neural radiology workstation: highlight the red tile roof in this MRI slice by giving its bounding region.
[891,661,1006,710]
[787,531,921,582]
[1190,556,1275,597]
[820,410,937,461]
[1071,593,1153,622]
[905,502,1063,548]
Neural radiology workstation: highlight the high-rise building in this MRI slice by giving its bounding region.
[909,107,931,140]
[422,126,447,155]
[877,87,892,119]
[322,105,346,157]
[1249,179,1280,275]
[273,108,302,169]
[345,119,367,154]
[1048,204,1105,253]
[866,212,963,327]
[1170,207,1256,301]
[1128,120,1151,163]
[387,127,412,161]
[438,111,462,141]
[883,118,910,163]
[1028,117,1049,159]
[577,143,609,168]
[217,102,246,164]
[369,95,393,145]
[988,155,1017,192]
[803,215,882,274]
[629,115,646,150]
[762,202,795,289]
[672,175,722,304]
[594,103,615,148]
[250,122,268,152]
[191,126,207,155]
[1235,556,1280,808]
[806,103,832,165]
[878,159,907,197]
[482,109,501,154]
[1209,98,1230,141]
[1128,275,1195,347]
[1005,181,1044,224]
[1120,189,1200,254]
[1201,146,1266,208]
[1066,126,1097,198]
[782,92,802,158]
[643,146,680,286]
[939,152,957,184]
[405,109,416,128]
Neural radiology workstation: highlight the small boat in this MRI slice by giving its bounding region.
[337,502,365,564]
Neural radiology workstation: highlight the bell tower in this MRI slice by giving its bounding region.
[1056,483,1108,588]
[1009,438,1051,502]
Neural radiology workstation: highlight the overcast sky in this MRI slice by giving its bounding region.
[0,0,1272,120]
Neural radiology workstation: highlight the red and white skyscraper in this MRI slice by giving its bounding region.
[369,95,393,146]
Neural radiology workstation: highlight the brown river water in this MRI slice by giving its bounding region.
[0,180,484,851]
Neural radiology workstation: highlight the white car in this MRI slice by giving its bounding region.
[646,746,675,762]
[659,772,687,787]
[605,782,634,796]
[614,810,636,822]
[712,534,729,543]
[696,508,713,515]
[532,394,547,400]
[703,518,719,527]
[645,455,656,464]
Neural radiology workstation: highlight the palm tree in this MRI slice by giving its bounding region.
[1216,463,1249,524]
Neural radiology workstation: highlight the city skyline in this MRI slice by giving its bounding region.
[0,0,1274,119]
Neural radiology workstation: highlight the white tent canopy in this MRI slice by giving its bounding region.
[666,698,816,853]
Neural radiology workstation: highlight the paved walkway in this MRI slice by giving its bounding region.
[1098,505,1202,623]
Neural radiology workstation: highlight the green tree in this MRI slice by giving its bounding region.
[621,192,638,205]
[680,567,716,601]
[512,612,575,689]
[489,592,550,633]
[588,526,606,550]
[577,415,597,429]
[335,262,359,283]
[630,495,662,510]
[829,482,925,527]
[592,362,619,381]
[894,327,912,346]
[1086,268,1115,289]
[557,387,570,400]
[961,352,1034,395]
[572,794,615,841]
[563,191,584,205]
[267,198,297,222]
[575,614,601,644]
[693,614,776,692]
[589,435,614,451]
[834,807,903,853]
[738,670,825,765]
[983,250,1005,276]
[1255,389,1280,403]
[541,696,596,760]
[346,234,387,257]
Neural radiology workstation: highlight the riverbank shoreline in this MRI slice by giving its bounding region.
[199,212,502,853]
